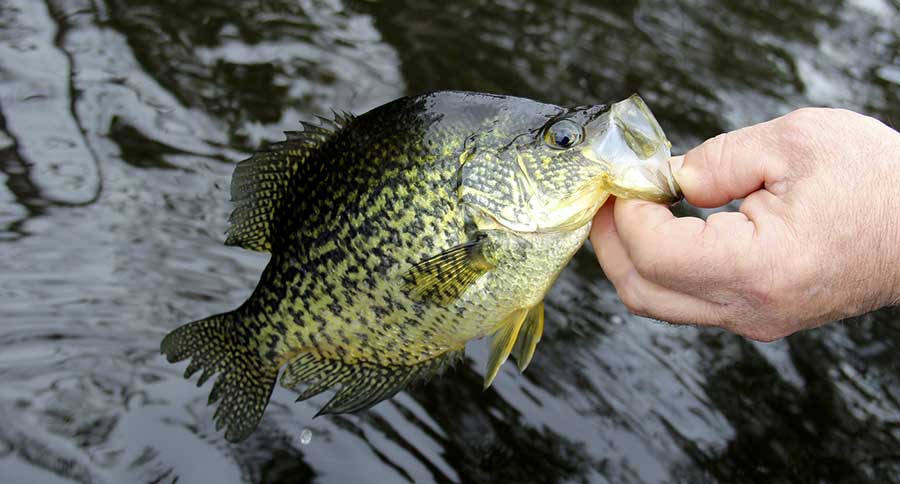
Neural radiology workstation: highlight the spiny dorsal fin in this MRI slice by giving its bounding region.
[279,349,465,415]
[511,302,544,372]
[483,308,528,389]
[225,112,354,252]
[402,235,495,304]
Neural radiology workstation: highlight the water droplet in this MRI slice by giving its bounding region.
[299,428,312,445]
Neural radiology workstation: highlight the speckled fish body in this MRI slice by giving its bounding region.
[161,91,680,441]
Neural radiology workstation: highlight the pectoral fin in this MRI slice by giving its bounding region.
[511,302,544,372]
[403,235,495,304]
[483,308,528,389]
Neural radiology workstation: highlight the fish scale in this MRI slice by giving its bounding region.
[161,91,680,442]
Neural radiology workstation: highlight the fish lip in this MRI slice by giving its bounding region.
[649,158,684,205]
[586,94,682,204]
[667,173,684,205]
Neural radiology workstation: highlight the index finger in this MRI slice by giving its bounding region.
[613,198,758,290]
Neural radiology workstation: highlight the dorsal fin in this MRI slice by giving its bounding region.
[225,112,354,252]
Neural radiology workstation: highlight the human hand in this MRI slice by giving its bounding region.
[590,108,900,341]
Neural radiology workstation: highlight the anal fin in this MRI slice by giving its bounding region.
[280,349,465,415]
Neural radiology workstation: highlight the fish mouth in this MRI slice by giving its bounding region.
[586,94,682,205]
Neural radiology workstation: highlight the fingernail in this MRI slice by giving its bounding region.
[669,155,685,173]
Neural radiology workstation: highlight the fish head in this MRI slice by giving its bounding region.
[460,94,681,233]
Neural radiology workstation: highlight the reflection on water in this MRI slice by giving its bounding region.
[1,0,898,482]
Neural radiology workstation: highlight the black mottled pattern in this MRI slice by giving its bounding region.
[163,91,611,442]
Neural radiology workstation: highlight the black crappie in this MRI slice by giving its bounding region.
[162,91,681,441]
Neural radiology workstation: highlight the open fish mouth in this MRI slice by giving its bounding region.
[589,94,683,204]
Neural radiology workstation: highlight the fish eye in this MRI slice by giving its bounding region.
[543,119,584,150]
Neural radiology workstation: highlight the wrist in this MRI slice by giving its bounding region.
[883,131,900,307]
[850,115,900,311]
[885,193,900,307]
[874,145,900,308]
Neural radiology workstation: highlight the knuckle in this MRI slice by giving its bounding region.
[715,304,751,331]
[782,107,820,128]
[630,248,658,279]
[701,132,729,160]
[828,107,858,120]
[699,133,734,193]
[719,307,783,342]
[618,288,646,316]
[742,327,782,343]
[735,248,787,310]
[711,291,790,343]
[721,294,791,342]
[740,271,773,306]
[629,240,680,285]
[777,108,824,150]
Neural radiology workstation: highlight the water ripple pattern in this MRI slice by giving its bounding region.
[1,0,898,483]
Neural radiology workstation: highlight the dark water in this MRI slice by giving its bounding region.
[1,0,899,482]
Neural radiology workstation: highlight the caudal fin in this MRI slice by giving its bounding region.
[161,311,278,442]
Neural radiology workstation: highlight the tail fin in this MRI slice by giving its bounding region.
[161,311,278,442]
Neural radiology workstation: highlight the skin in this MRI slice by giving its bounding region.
[590,107,900,342]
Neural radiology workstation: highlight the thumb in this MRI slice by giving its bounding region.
[674,120,788,208]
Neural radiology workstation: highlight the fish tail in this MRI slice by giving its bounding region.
[161,310,278,442]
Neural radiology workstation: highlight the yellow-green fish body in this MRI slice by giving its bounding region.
[162,91,679,441]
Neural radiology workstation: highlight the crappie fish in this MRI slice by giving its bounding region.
[162,91,681,442]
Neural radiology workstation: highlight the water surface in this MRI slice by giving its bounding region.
[1,0,899,482]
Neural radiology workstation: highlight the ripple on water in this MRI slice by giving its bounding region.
[1,0,899,482]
